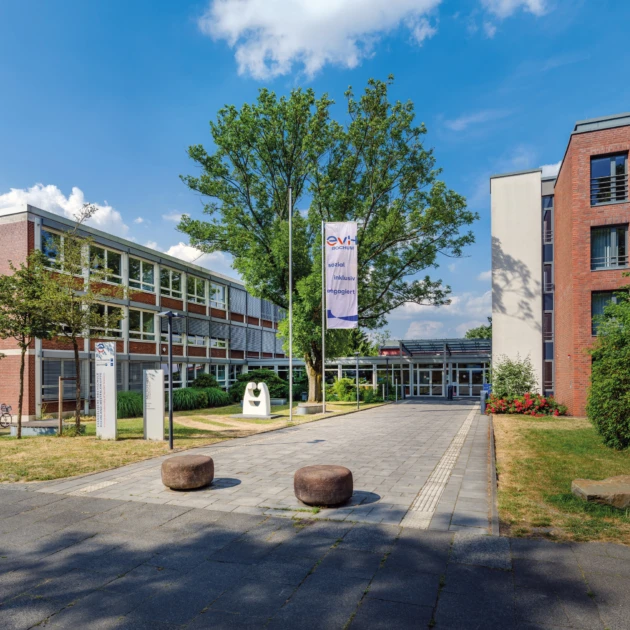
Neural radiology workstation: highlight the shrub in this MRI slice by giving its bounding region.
[204,387,231,408]
[191,373,219,389]
[362,388,382,404]
[172,387,208,411]
[229,369,289,402]
[486,392,567,417]
[331,378,357,402]
[492,354,538,398]
[117,391,143,419]
[587,289,630,449]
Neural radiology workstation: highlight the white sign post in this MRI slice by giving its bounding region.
[325,222,358,329]
[144,369,165,441]
[95,342,117,440]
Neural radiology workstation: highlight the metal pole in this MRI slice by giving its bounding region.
[288,188,293,424]
[355,353,360,410]
[321,220,326,414]
[58,376,63,436]
[168,316,173,450]
[395,378,398,403]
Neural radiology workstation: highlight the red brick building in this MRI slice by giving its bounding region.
[492,112,630,416]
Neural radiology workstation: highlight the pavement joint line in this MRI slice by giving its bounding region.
[400,407,476,530]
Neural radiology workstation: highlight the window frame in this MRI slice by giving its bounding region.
[590,225,628,271]
[160,267,182,299]
[41,229,64,270]
[128,309,156,341]
[591,153,628,206]
[187,333,206,346]
[90,303,123,339]
[129,257,155,293]
[90,245,123,285]
[210,282,227,309]
[187,276,206,305]
[210,337,228,349]
[591,291,618,336]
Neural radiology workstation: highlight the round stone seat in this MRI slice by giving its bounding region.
[294,465,353,507]
[161,455,214,491]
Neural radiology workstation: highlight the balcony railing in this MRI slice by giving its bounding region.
[543,228,553,244]
[591,172,628,205]
[543,330,554,342]
[544,282,554,293]
[591,254,629,271]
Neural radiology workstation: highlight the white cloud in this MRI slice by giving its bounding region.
[477,270,492,281]
[541,160,561,178]
[0,183,129,237]
[483,21,497,37]
[145,240,160,251]
[405,320,444,339]
[164,242,237,278]
[162,212,183,223]
[391,290,491,320]
[448,263,457,273]
[481,0,547,19]
[134,217,145,224]
[200,0,441,79]
[444,108,511,132]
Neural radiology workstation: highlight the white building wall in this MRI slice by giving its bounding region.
[490,170,543,390]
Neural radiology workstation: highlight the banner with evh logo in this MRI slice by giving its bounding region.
[325,222,358,329]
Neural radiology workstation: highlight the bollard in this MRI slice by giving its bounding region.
[395,379,398,402]
[382,383,385,401]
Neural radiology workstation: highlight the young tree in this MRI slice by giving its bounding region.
[464,317,492,339]
[179,77,477,401]
[0,251,57,438]
[491,354,538,398]
[587,288,630,449]
[45,206,125,432]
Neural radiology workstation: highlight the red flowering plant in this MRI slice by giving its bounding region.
[485,392,567,417]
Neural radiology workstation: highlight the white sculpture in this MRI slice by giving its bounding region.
[243,382,271,417]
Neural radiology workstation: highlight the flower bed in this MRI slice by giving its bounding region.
[486,392,567,417]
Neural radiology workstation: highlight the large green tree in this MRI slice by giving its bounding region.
[0,251,57,438]
[179,77,477,401]
[464,317,492,339]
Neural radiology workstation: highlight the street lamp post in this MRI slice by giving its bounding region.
[158,311,184,450]
[354,352,360,410]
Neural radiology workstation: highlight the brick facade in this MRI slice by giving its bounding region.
[554,126,630,415]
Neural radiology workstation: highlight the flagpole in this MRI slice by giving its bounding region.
[321,220,326,414]
[288,187,293,424]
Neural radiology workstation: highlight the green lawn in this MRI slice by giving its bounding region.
[494,415,630,544]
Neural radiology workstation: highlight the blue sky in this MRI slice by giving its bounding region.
[1,0,628,340]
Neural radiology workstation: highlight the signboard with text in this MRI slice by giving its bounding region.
[144,369,165,441]
[95,342,117,440]
[325,221,358,329]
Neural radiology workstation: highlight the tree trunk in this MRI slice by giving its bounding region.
[17,345,25,440]
[304,355,322,403]
[72,338,81,433]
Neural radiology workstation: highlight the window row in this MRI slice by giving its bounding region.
[41,229,228,308]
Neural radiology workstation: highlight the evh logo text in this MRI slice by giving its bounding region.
[326,236,357,246]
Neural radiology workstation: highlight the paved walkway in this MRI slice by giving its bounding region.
[1,401,627,629]
[33,401,491,532]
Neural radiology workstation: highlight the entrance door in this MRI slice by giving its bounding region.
[471,370,484,397]
[417,369,430,396]
[457,369,471,397]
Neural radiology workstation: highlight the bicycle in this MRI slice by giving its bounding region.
[0,404,13,428]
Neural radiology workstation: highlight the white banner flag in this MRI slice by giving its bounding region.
[325,221,358,329]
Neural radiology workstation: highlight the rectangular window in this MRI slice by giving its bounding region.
[160,268,182,299]
[211,337,228,349]
[210,364,227,389]
[129,361,159,391]
[129,309,155,341]
[591,154,628,205]
[42,229,62,269]
[543,312,553,342]
[129,257,155,292]
[592,291,617,335]
[210,283,227,309]
[90,246,122,284]
[543,209,553,244]
[543,264,553,292]
[543,361,554,392]
[91,303,123,338]
[162,362,183,389]
[591,225,628,270]
[42,359,89,400]
[187,334,205,346]
[187,276,206,305]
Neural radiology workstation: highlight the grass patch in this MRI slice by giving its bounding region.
[493,415,630,544]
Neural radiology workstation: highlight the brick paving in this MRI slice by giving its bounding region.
[0,401,626,629]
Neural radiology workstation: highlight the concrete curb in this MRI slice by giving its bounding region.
[488,414,500,536]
